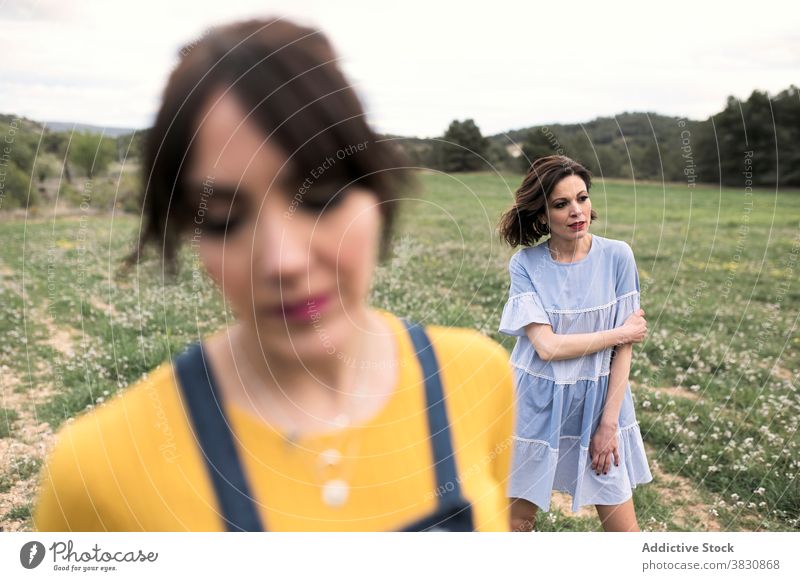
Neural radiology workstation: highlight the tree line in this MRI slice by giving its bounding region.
[406,86,799,188]
[1,85,796,211]
[0,116,143,210]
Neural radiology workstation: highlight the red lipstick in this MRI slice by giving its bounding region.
[271,293,331,322]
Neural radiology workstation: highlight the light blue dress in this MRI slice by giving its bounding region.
[499,234,652,512]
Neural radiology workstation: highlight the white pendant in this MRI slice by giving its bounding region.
[319,448,342,468]
[322,479,349,507]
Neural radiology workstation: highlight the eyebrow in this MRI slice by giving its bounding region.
[550,191,589,204]
[184,167,301,201]
[184,181,239,201]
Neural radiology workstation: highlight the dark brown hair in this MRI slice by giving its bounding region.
[131,18,410,271]
[497,155,597,247]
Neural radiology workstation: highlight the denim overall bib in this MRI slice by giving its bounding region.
[173,319,475,531]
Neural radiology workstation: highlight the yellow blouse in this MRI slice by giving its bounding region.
[34,310,514,531]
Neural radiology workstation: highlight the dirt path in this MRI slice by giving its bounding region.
[543,443,720,530]
[631,382,720,530]
[636,382,702,401]
[0,367,56,531]
[89,295,119,318]
[646,445,721,531]
[0,257,66,531]
[550,492,596,518]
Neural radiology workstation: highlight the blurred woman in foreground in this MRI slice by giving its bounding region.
[34,18,514,531]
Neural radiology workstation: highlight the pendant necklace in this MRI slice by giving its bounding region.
[234,330,372,508]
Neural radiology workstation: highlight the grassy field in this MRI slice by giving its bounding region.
[0,172,798,531]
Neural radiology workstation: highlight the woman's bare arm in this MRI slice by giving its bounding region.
[523,309,646,362]
[590,342,633,475]
[601,342,633,425]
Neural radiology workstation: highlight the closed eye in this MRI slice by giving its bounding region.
[184,181,246,238]
[202,214,244,237]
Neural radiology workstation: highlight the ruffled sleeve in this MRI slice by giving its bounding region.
[498,255,550,337]
[613,242,641,327]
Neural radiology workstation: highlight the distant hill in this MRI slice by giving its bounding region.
[42,120,139,137]
[399,84,800,188]
[487,112,689,148]
[484,111,696,180]
[5,83,798,188]
[0,114,139,138]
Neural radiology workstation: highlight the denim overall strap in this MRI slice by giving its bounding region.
[174,343,264,532]
[400,319,466,512]
[176,319,471,532]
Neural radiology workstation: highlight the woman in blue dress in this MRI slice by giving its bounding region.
[497,155,653,532]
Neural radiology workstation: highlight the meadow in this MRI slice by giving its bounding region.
[0,171,798,531]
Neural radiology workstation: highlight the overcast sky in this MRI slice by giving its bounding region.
[1,0,798,137]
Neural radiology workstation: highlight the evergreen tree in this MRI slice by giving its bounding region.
[437,119,488,172]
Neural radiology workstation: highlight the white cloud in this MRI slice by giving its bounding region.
[1,0,798,136]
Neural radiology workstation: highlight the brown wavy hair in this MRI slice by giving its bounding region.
[497,155,597,247]
[127,18,410,272]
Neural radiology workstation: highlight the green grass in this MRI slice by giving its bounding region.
[534,486,680,532]
[0,458,41,497]
[0,408,19,438]
[10,457,42,482]
[4,504,32,521]
[1,172,798,531]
